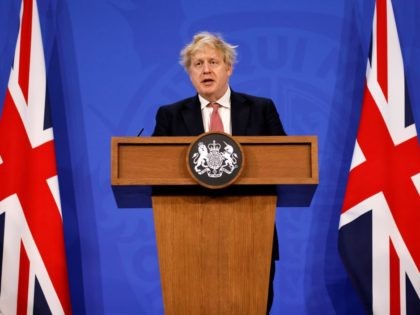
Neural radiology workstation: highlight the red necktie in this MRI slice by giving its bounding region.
[209,102,224,132]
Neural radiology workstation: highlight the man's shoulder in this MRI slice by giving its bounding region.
[231,91,273,105]
[159,95,198,112]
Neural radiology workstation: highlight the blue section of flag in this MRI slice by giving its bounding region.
[43,82,52,131]
[338,211,372,313]
[406,275,420,315]
[34,277,52,315]
[404,79,414,128]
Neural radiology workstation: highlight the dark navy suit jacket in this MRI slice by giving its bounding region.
[152,90,286,136]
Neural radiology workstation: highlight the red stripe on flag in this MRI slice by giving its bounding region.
[376,0,388,100]
[389,239,400,315]
[18,0,33,104]
[17,242,30,315]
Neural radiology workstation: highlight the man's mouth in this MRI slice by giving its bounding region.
[201,79,214,84]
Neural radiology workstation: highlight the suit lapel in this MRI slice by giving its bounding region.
[231,92,250,136]
[181,96,205,136]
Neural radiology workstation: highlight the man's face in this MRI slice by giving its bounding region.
[188,46,232,101]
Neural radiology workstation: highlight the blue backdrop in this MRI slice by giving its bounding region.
[1,0,419,314]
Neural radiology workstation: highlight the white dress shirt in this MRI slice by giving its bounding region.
[199,87,232,134]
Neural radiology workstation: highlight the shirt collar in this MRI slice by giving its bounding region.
[199,87,231,110]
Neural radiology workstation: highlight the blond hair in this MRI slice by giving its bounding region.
[180,32,238,71]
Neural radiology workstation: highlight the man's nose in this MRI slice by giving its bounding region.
[202,61,211,72]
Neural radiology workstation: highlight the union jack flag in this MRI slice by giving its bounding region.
[338,0,420,314]
[0,0,71,313]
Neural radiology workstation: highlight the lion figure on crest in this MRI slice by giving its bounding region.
[192,142,209,172]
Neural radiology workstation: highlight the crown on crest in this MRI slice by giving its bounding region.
[208,140,221,152]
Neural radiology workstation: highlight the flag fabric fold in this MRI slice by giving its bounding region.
[0,0,72,313]
[339,0,420,314]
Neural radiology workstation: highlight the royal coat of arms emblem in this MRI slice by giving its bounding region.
[187,133,244,188]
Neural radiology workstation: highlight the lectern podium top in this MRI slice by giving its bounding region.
[111,135,318,186]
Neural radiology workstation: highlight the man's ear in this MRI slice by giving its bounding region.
[227,64,233,76]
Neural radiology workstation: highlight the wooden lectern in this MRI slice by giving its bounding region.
[111,136,318,315]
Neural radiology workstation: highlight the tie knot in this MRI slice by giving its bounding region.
[209,102,220,111]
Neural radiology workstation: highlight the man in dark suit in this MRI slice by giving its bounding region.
[152,31,285,137]
[152,31,285,312]
[152,90,284,136]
